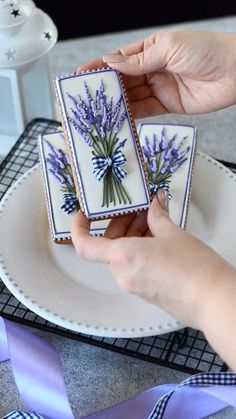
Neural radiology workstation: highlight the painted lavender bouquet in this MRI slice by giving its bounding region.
[67,79,131,208]
[142,128,190,196]
[45,139,79,214]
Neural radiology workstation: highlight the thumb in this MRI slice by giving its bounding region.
[103,43,167,76]
[148,189,173,237]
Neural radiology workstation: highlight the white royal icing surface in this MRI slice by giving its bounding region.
[39,131,109,242]
[55,69,150,219]
[138,123,197,229]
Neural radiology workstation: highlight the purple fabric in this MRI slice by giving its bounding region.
[0,315,236,419]
[0,317,74,419]
[81,385,230,418]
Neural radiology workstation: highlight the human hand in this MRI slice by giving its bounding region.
[71,190,235,331]
[78,29,236,118]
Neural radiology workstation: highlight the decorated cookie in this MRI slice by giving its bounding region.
[138,123,197,229]
[39,131,109,244]
[54,68,150,220]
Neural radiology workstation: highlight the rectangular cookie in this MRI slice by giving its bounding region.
[138,123,197,229]
[39,131,109,244]
[55,68,150,220]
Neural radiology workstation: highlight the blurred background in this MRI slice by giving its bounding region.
[37,0,236,40]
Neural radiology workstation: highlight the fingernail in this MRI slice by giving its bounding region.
[103,54,127,63]
[156,189,169,211]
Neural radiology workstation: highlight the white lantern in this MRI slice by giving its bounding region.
[0,0,58,155]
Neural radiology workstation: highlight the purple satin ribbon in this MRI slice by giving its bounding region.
[0,317,74,419]
[1,315,236,419]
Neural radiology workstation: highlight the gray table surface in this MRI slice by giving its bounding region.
[1,15,236,419]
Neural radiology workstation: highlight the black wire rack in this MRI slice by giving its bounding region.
[0,118,232,375]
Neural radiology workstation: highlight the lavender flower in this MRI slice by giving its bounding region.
[66,93,81,115]
[145,136,154,157]
[67,78,130,207]
[68,117,93,146]
[91,100,97,117]
[150,159,157,173]
[45,139,79,214]
[117,138,128,149]
[163,135,176,160]
[100,125,106,139]
[114,110,127,134]
[142,131,191,196]
[45,140,61,158]
[152,134,159,154]
[95,90,100,110]
[84,81,92,107]
[70,108,92,132]
[112,95,122,124]
[77,95,88,119]
[159,128,166,151]
[49,169,65,184]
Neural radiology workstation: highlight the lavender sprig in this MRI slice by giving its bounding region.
[142,131,191,196]
[44,139,79,214]
[114,111,127,134]
[67,79,131,207]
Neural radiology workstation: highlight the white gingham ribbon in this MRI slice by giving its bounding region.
[148,372,236,419]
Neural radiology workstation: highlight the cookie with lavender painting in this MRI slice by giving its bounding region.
[38,131,109,244]
[139,123,197,229]
[55,68,150,220]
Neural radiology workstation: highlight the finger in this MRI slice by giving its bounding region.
[104,38,145,61]
[128,84,152,102]
[126,210,148,237]
[103,44,166,76]
[148,191,173,237]
[131,97,168,118]
[121,74,146,90]
[71,210,112,263]
[76,59,109,72]
[144,228,153,237]
[104,213,136,239]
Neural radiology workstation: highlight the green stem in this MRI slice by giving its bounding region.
[114,176,131,205]
[107,125,115,154]
[106,174,109,207]
[109,137,120,156]
[153,152,162,183]
[102,176,106,207]
[113,175,122,204]
[119,181,131,204]
[108,171,116,206]
[156,174,172,185]
[90,133,106,157]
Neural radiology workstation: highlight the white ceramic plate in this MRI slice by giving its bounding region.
[0,152,236,338]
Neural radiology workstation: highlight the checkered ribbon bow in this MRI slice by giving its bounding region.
[61,192,78,214]
[92,150,127,182]
[150,182,172,200]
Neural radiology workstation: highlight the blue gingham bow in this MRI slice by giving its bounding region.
[92,149,127,182]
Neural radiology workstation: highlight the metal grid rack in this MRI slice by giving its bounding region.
[0,118,232,375]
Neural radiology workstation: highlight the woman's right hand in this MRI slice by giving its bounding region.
[78,29,236,118]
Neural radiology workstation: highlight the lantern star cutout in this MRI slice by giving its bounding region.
[11,8,20,17]
[44,31,52,41]
[5,48,16,62]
